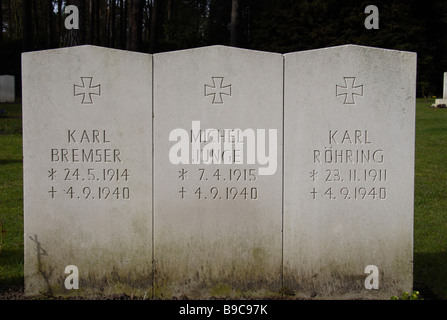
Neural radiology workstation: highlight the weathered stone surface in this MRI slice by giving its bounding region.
[153,46,283,298]
[21,44,417,300]
[283,45,416,299]
[22,46,153,297]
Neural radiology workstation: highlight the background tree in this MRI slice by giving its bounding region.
[0,0,3,43]
[1,0,447,97]
[127,0,143,51]
[57,0,62,45]
[230,0,239,46]
[47,0,54,47]
[119,0,127,49]
[110,0,116,47]
[22,0,32,50]
[149,0,160,52]
[207,0,231,45]
[65,0,83,46]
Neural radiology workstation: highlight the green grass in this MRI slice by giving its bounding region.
[0,101,22,135]
[413,98,447,299]
[0,102,23,287]
[0,99,446,299]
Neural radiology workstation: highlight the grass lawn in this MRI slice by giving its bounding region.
[0,99,446,299]
[413,99,447,299]
[0,102,23,288]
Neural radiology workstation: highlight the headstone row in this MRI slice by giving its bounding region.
[22,45,416,299]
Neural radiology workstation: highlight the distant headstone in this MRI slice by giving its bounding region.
[434,72,447,106]
[444,72,447,99]
[283,45,416,299]
[0,75,15,103]
[153,46,283,298]
[22,46,153,297]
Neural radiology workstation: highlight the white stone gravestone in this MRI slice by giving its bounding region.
[0,75,15,103]
[434,72,447,106]
[283,45,416,299]
[153,46,283,298]
[22,46,153,297]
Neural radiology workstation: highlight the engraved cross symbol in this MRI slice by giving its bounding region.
[204,77,232,104]
[74,77,101,104]
[336,77,364,104]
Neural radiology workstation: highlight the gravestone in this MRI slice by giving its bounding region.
[444,72,447,99]
[22,46,153,297]
[283,45,416,299]
[434,72,447,106]
[153,46,283,298]
[0,75,15,103]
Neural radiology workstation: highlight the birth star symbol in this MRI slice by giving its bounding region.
[74,77,101,104]
[204,77,232,104]
[48,168,57,181]
[336,77,364,104]
[178,169,188,181]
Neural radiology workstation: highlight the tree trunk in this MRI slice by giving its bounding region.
[119,0,127,49]
[95,0,100,45]
[111,0,116,47]
[8,0,12,39]
[32,0,39,45]
[57,0,62,45]
[66,0,83,46]
[47,0,54,47]
[230,0,239,46]
[127,0,143,51]
[23,0,33,51]
[105,0,110,47]
[88,0,94,44]
[0,0,3,43]
[149,0,160,53]
[81,0,86,44]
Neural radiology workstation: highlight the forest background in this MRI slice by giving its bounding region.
[1,0,447,98]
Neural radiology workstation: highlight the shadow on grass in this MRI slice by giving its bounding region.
[0,248,24,288]
[0,159,22,165]
[414,251,447,300]
[0,275,23,288]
